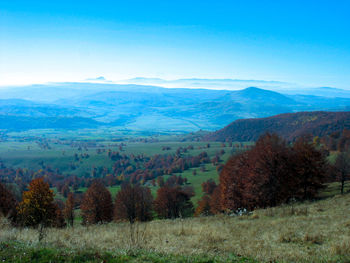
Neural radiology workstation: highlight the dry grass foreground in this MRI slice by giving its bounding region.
[1,194,350,263]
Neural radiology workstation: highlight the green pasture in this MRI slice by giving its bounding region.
[0,132,251,217]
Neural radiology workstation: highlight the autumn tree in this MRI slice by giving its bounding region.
[157,176,164,187]
[0,182,17,222]
[209,186,222,214]
[81,180,113,224]
[52,201,66,228]
[182,185,195,198]
[64,193,75,226]
[60,184,70,198]
[195,179,219,216]
[16,178,59,241]
[17,178,57,228]
[154,186,194,219]
[219,133,327,212]
[333,152,350,194]
[292,137,328,200]
[246,133,295,208]
[195,195,212,216]
[201,179,217,195]
[114,184,153,224]
[219,137,292,212]
[219,151,249,211]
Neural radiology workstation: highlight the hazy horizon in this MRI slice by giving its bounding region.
[0,76,348,92]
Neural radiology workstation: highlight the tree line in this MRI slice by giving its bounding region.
[195,133,350,216]
[0,148,213,199]
[0,177,195,230]
[1,133,349,234]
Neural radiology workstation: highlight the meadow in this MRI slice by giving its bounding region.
[0,130,244,205]
[1,130,348,262]
[1,183,349,263]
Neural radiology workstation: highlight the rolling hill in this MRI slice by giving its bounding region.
[204,111,350,142]
[1,82,350,131]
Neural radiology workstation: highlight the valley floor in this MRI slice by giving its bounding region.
[1,192,350,262]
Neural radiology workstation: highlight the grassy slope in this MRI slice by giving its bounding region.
[1,134,349,262]
[0,244,255,263]
[1,189,350,263]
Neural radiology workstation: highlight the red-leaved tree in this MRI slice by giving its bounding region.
[292,136,327,199]
[154,186,194,219]
[114,184,153,224]
[201,179,217,195]
[81,180,113,224]
[0,182,17,222]
[219,133,328,212]
[64,193,75,226]
[195,195,212,216]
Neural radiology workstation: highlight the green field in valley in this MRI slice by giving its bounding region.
[0,130,253,210]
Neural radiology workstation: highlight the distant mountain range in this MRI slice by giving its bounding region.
[123,77,292,90]
[123,77,350,97]
[0,82,350,132]
[204,111,350,142]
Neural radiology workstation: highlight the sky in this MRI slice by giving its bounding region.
[0,0,350,88]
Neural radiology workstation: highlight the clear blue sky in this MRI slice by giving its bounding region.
[1,0,349,88]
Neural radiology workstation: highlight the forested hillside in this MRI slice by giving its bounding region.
[205,111,350,142]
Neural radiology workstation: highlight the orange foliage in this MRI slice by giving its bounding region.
[195,195,211,216]
[209,186,222,214]
[17,178,57,227]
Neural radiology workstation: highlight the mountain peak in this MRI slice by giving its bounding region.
[231,86,297,105]
[237,86,283,96]
[85,76,111,82]
[241,86,273,92]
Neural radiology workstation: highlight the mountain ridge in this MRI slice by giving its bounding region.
[1,83,350,132]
